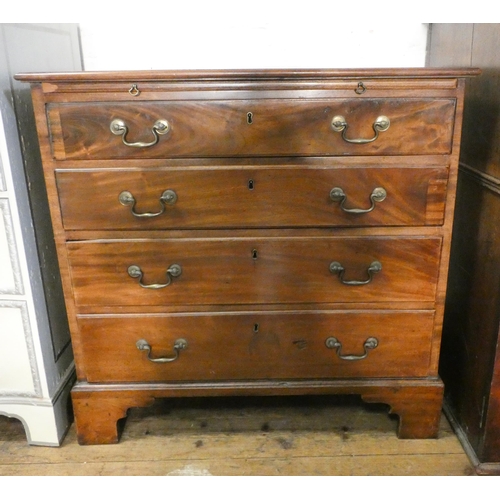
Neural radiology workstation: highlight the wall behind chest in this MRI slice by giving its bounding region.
[79,15,429,70]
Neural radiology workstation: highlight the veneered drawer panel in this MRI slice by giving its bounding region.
[56,166,449,229]
[48,98,456,159]
[67,236,441,308]
[77,310,435,383]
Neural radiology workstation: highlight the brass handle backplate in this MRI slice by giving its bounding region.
[330,186,387,214]
[119,189,177,218]
[331,115,390,144]
[110,118,169,148]
[128,264,182,289]
[136,338,187,363]
[325,336,378,361]
[329,260,382,286]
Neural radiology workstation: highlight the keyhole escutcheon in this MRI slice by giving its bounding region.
[247,112,253,124]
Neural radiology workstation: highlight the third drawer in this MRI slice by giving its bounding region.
[67,236,442,308]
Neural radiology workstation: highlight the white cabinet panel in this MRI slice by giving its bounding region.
[0,303,36,395]
[0,200,22,294]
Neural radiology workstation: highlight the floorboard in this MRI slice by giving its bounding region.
[0,395,474,476]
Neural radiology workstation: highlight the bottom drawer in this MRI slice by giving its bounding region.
[77,310,435,383]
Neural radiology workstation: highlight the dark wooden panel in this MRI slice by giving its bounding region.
[483,367,500,461]
[77,310,435,383]
[431,23,500,468]
[48,99,456,159]
[67,236,442,309]
[442,170,500,462]
[56,166,449,230]
[460,25,500,178]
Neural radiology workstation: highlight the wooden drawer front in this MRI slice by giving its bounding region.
[56,166,449,230]
[48,99,455,159]
[77,311,435,383]
[67,236,441,308]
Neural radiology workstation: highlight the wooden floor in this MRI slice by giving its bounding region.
[0,395,474,476]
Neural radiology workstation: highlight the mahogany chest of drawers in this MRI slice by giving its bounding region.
[16,68,478,444]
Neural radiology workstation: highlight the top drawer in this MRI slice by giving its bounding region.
[47,98,456,160]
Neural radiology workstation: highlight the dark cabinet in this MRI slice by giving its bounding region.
[429,23,500,475]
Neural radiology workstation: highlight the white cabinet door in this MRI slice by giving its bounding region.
[0,24,82,446]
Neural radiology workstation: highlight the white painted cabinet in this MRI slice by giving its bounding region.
[0,23,82,445]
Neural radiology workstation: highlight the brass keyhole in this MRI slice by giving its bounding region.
[253,323,259,333]
[247,112,253,124]
[252,249,258,260]
[248,179,254,190]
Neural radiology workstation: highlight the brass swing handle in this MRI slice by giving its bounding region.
[329,260,382,286]
[128,264,182,289]
[331,115,390,144]
[119,189,177,218]
[136,338,188,363]
[330,186,387,214]
[325,336,378,361]
[110,118,169,148]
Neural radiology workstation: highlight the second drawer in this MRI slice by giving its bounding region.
[56,166,449,229]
